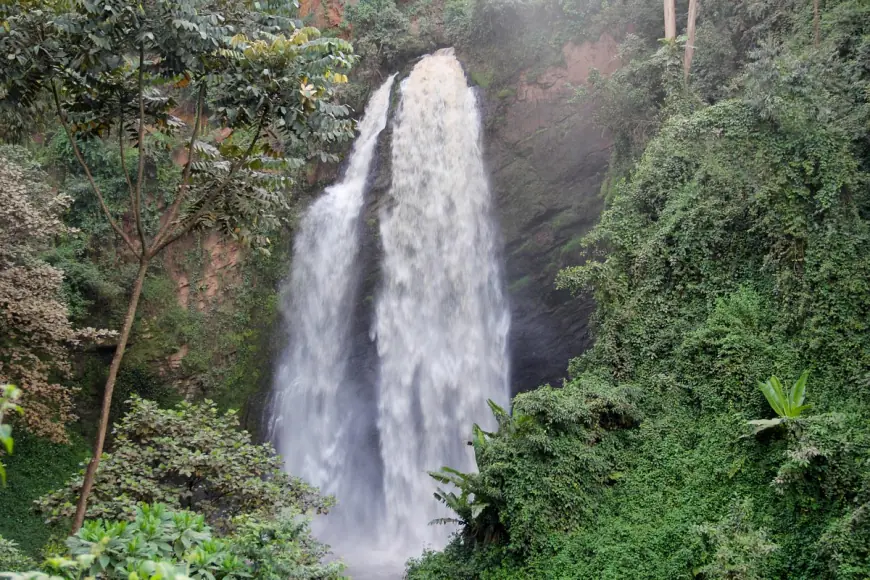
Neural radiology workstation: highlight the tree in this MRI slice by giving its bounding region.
[0,147,112,443]
[37,397,333,530]
[684,0,699,80]
[664,0,676,40]
[0,0,355,532]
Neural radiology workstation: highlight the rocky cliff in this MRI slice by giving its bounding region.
[474,36,618,392]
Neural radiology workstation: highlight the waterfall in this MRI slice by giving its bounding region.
[374,49,510,558]
[270,49,509,577]
[270,74,395,533]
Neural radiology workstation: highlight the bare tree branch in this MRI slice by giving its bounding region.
[51,82,138,256]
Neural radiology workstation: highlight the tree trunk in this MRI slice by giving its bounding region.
[813,0,820,47]
[71,259,149,534]
[664,0,676,40]
[684,0,699,81]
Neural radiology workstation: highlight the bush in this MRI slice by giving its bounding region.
[37,397,332,531]
[0,538,35,573]
[231,510,345,579]
[693,499,778,580]
[0,504,342,580]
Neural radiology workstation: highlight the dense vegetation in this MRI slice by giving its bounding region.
[405,0,870,578]
[3,0,870,577]
[0,0,353,574]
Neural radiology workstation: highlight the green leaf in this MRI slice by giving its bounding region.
[790,369,810,409]
[471,502,489,519]
[758,378,787,417]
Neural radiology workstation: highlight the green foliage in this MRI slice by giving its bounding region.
[757,371,811,419]
[62,504,247,580]
[0,385,22,486]
[230,510,345,579]
[430,376,640,554]
[0,538,36,573]
[1,0,357,259]
[0,432,90,557]
[2,557,191,580]
[344,0,412,78]
[415,0,870,577]
[693,499,778,580]
[442,0,473,46]
[1,504,342,580]
[677,287,797,413]
[36,397,332,530]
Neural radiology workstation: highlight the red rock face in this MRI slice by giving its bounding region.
[298,0,347,29]
[508,34,620,141]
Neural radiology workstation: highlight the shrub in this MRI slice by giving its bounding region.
[37,397,332,530]
[0,504,342,580]
[693,499,778,580]
[0,538,35,573]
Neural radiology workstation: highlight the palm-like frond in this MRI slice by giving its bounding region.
[755,370,811,423]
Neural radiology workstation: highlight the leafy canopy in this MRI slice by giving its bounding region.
[0,0,356,254]
[0,147,114,443]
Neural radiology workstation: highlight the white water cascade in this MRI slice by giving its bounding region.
[270,74,396,533]
[375,49,510,558]
[271,50,509,577]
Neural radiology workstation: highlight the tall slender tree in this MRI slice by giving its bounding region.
[684,0,699,80]
[664,0,677,40]
[0,0,355,532]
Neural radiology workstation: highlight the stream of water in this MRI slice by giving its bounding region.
[270,50,509,577]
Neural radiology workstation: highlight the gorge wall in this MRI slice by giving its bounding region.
[476,36,619,392]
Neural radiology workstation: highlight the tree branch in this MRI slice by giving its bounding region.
[118,99,138,232]
[151,81,207,251]
[51,82,138,256]
[133,44,147,250]
[148,107,268,257]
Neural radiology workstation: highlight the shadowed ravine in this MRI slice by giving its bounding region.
[269,50,510,577]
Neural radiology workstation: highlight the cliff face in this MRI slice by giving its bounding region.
[467,36,619,392]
